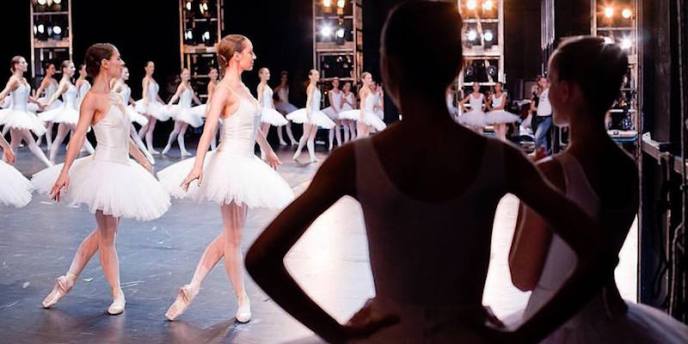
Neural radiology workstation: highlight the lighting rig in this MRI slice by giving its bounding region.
[30,0,72,79]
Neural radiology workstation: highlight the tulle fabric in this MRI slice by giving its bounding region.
[38,107,79,125]
[0,160,33,208]
[459,110,487,128]
[0,109,46,135]
[260,108,288,126]
[286,108,335,129]
[322,106,340,121]
[31,157,170,221]
[338,110,387,131]
[134,99,171,121]
[485,110,520,124]
[168,105,204,128]
[275,101,298,115]
[126,106,148,126]
[158,150,294,209]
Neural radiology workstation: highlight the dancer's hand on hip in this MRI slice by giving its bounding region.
[181,167,203,191]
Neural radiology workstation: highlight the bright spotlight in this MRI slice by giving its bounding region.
[52,25,62,35]
[482,0,494,11]
[54,0,62,4]
[335,27,345,38]
[37,0,47,5]
[185,1,192,10]
[320,24,334,38]
[620,37,632,50]
[322,0,333,8]
[37,24,45,34]
[202,31,210,42]
[337,0,345,9]
[483,30,494,42]
[467,29,478,41]
[604,6,614,18]
[466,0,477,10]
[622,8,632,19]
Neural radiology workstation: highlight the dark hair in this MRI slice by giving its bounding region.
[84,43,117,77]
[551,36,628,115]
[217,34,248,73]
[382,1,463,91]
[10,56,24,72]
[60,60,72,71]
[45,62,56,71]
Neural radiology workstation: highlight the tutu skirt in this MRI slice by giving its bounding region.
[31,157,170,221]
[0,109,46,136]
[190,104,207,117]
[286,109,335,129]
[260,108,288,126]
[275,101,298,115]
[158,150,294,209]
[169,105,204,128]
[134,99,171,121]
[126,106,148,126]
[485,110,520,124]
[338,110,387,131]
[322,106,340,121]
[459,110,487,128]
[39,107,79,125]
[0,160,33,208]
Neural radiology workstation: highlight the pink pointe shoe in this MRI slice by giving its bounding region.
[165,284,199,321]
[42,275,74,309]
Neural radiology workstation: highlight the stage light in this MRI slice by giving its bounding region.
[336,27,345,38]
[487,65,498,78]
[467,29,478,42]
[466,0,477,10]
[52,25,62,35]
[53,0,61,4]
[184,29,193,41]
[337,0,345,9]
[320,24,334,38]
[202,31,211,42]
[604,6,614,18]
[603,36,614,44]
[482,0,494,11]
[37,0,47,5]
[622,8,632,19]
[483,30,494,42]
[322,0,332,8]
[620,37,632,50]
[185,1,192,11]
[37,24,45,34]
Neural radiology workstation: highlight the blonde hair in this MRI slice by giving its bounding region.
[217,34,248,73]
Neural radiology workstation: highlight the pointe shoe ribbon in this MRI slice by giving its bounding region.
[42,275,73,309]
[165,285,198,321]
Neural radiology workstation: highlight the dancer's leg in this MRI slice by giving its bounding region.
[220,202,251,322]
[163,121,181,155]
[306,125,319,163]
[22,130,52,167]
[145,117,159,154]
[178,123,190,156]
[49,124,70,163]
[95,211,125,315]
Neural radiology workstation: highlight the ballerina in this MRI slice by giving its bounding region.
[35,62,61,149]
[322,77,344,150]
[39,60,96,163]
[112,66,155,164]
[508,36,688,344]
[0,134,33,208]
[286,69,336,163]
[257,67,288,150]
[33,43,170,315]
[338,72,386,139]
[163,68,204,157]
[459,82,487,131]
[340,81,357,142]
[75,64,91,109]
[159,34,293,323]
[485,81,519,141]
[190,67,221,151]
[244,3,618,342]
[136,61,171,154]
[0,56,53,167]
[273,71,299,146]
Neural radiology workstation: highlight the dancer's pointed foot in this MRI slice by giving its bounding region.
[107,289,126,315]
[42,275,74,309]
[165,284,198,321]
[149,148,160,155]
[161,145,171,156]
[180,150,192,158]
[279,140,288,146]
[309,157,319,164]
[235,295,251,323]
[290,140,298,146]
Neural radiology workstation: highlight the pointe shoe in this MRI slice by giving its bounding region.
[180,150,192,158]
[290,140,298,146]
[107,292,126,315]
[161,146,171,156]
[292,152,301,162]
[165,284,198,321]
[279,140,287,146]
[235,298,251,323]
[42,275,74,309]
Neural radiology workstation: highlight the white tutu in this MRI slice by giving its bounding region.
[0,160,33,208]
[0,109,46,136]
[459,110,487,128]
[158,150,294,209]
[39,107,79,125]
[168,105,204,128]
[485,110,520,124]
[338,110,387,131]
[190,104,207,117]
[134,99,171,121]
[126,106,148,126]
[260,108,288,126]
[286,108,335,129]
[322,106,340,121]
[275,101,298,115]
[31,156,170,221]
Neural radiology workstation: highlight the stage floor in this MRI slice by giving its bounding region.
[0,143,637,344]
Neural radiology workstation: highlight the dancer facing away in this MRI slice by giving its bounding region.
[0,134,33,208]
[245,2,616,343]
[163,68,204,157]
[159,34,293,323]
[287,69,335,163]
[40,60,95,163]
[273,70,299,146]
[136,61,170,154]
[322,77,344,150]
[508,36,688,344]
[33,43,170,315]
[0,56,53,167]
[257,67,288,149]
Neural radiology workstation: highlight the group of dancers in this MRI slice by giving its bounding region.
[1,0,688,342]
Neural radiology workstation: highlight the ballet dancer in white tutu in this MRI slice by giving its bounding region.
[75,64,91,109]
[0,134,32,208]
[39,60,95,163]
[485,81,519,141]
[163,68,204,157]
[509,36,688,344]
[273,71,299,146]
[459,82,487,131]
[136,61,171,154]
[33,43,170,315]
[159,35,293,323]
[112,66,155,164]
[257,67,288,148]
[0,56,53,167]
[340,81,357,141]
[322,77,344,150]
[286,69,335,163]
[190,67,221,150]
[338,72,386,139]
[35,62,60,149]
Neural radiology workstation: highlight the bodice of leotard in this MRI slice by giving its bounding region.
[179,87,193,108]
[45,80,58,98]
[261,86,274,109]
[342,93,355,110]
[492,94,504,108]
[92,94,131,164]
[355,138,505,309]
[363,92,377,113]
[62,84,78,109]
[146,80,159,101]
[469,94,484,111]
[10,83,31,111]
[119,85,132,105]
[277,87,289,102]
[78,81,91,100]
[217,91,261,158]
[310,88,322,112]
[330,90,343,110]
